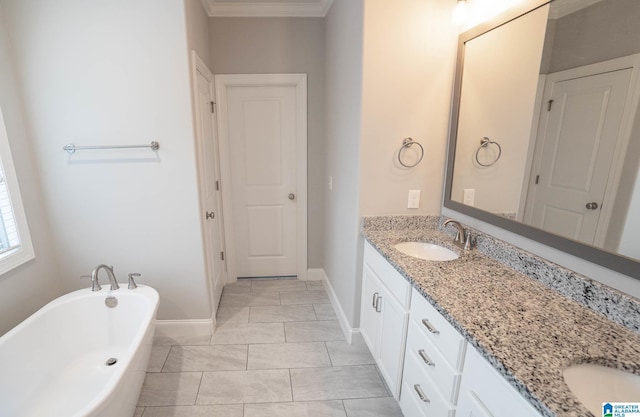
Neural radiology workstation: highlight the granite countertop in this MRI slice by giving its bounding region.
[362,223,640,417]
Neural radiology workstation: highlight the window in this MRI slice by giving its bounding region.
[0,107,34,274]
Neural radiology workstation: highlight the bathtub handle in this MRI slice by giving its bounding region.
[128,273,141,289]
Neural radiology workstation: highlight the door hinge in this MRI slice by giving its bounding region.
[220,251,225,261]
[215,180,220,191]
[535,175,540,184]
[547,99,554,111]
[210,101,216,113]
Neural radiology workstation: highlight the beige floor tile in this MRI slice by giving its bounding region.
[325,334,374,366]
[212,322,285,344]
[343,397,403,417]
[216,307,250,325]
[219,291,280,307]
[305,280,325,291]
[248,342,331,369]
[197,369,292,404]
[285,320,344,342]
[250,305,317,322]
[313,304,338,320]
[280,290,329,305]
[137,372,202,406]
[147,346,171,372]
[162,345,248,372]
[244,400,347,417]
[141,405,243,417]
[222,280,252,294]
[290,365,388,401]
[251,279,308,293]
[153,335,211,346]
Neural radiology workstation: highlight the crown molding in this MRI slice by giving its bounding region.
[549,0,603,19]
[202,0,335,17]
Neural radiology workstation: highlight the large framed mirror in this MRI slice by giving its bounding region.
[444,0,640,279]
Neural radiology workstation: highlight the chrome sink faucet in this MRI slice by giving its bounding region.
[91,264,120,291]
[442,219,475,250]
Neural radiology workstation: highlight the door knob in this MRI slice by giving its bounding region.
[585,202,598,210]
[288,193,295,200]
[206,211,215,219]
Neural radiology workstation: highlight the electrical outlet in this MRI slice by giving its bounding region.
[463,188,475,206]
[408,190,420,209]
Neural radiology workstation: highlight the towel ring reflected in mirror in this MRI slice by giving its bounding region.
[398,137,425,168]
[475,137,502,167]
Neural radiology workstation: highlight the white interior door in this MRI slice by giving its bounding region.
[192,52,225,315]
[216,74,307,280]
[524,66,633,245]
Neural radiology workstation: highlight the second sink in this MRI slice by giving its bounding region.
[394,242,459,261]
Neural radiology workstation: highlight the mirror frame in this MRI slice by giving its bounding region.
[443,0,640,279]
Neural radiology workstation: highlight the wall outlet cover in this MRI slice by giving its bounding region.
[408,189,420,209]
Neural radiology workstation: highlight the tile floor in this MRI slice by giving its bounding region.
[136,278,405,417]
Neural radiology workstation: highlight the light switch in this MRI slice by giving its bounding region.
[463,188,475,206]
[408,190,420,209]
[328,176,333,191]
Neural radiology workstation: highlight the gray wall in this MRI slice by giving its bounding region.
[544,0,640,73]
[185,0,213,69]
[323,0,365,326]
[0,6,63,335]
[209,17,325,268]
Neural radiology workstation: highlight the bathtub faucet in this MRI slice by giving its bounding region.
[91,264,120,292]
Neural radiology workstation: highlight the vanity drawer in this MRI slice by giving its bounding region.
[405,319,461,403]
[400,352,455,417]
[364,242,411,307]
[410,288,465,370]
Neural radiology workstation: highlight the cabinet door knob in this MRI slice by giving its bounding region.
[375,296,382,312]
[372,292,379,308]
[413,384,430,403]
[421,319,440,334]
[288,193,296,200]
[586,202,598,210]
[206,211,215,220]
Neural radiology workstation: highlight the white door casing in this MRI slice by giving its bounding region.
[191,51,226,317]
[216,74,307,280]
[524,54,640,246]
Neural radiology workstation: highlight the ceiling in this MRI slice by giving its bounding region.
[200,0,335,17]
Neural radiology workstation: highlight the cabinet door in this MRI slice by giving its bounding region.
[377,282,409,398]
[360,264,382,354]
[457,391,495,417]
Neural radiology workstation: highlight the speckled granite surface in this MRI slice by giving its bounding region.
[362,215,640,417]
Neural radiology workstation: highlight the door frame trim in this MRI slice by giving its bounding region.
[190,51,227,320]
[215,73,308,281]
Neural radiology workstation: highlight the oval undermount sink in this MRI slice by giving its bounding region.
[563,364,640,415]
[394,242,459,261]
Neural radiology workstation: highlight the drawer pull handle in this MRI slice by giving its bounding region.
[418,349,434,366]
[413,384,430,403]
[372,292,379,308]
[421,319,439,334]
[375,296,382,312]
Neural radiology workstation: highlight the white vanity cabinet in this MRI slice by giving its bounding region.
[360,242,411,398]
[456,346,543,417]
[399,288,467,417]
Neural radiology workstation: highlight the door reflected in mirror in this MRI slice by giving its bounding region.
[449,0,640,263]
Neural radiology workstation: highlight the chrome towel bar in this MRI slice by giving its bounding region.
[63,141,159,154]
[475,137,501,167]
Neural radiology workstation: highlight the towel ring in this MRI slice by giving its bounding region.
[398,137,424,168]
[475,137,502,167]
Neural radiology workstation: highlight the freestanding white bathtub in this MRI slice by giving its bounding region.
[0,285,159,417]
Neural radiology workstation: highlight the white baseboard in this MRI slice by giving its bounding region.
[320,269,359,344]
[155,319,214,339]
[307,268,325,281]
